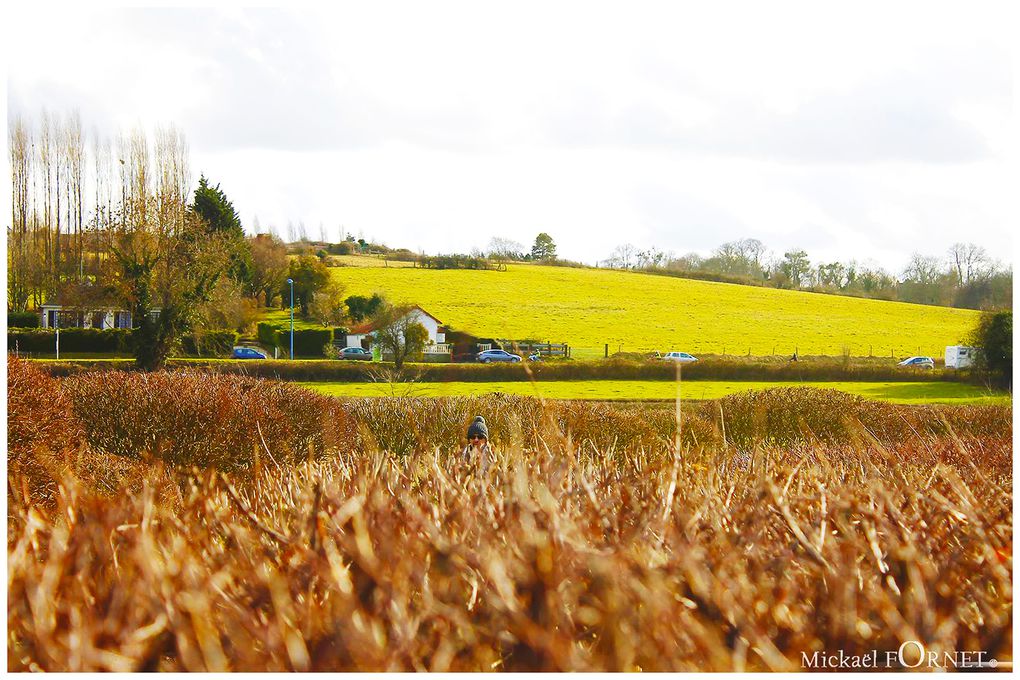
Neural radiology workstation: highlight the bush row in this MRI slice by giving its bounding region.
[13,358,1010,472]
[256,323,334,356]
[9,328,135,353]
[34,355,968,383]
[8,328,237,356]
[417,254,494,270]
[98,357,962,383]
[8,311,40,328]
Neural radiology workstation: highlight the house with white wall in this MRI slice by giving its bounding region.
[341,306,449,354]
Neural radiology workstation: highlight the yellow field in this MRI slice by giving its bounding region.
[329,260,980,358]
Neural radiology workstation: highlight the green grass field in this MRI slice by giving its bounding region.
[326,259,979,358]
[259,308,330,331]
[299,380,1009,405]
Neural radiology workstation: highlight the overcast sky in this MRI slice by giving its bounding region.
[5,2,1017,271]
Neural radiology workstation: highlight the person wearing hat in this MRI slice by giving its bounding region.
[461,415,492,474]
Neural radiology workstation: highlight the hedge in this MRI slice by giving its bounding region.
[256,323,335,357]
[8,328,238,356]
[34,356,968,384]
[8,328,133,354]
[8,311,40,328]
[257,322,279,348]
[290,328,333,357]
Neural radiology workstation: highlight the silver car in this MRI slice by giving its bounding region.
[660,351,698,363]
[476,349,522,363]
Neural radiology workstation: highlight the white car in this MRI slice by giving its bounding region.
[660,351,698,363]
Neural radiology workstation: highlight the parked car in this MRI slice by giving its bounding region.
[338,346,373,361]
[476,349,522,363]
[231,346,268,360]
[660,351,698,363]
[898,356,935,369]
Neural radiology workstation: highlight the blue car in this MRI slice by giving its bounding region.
[232,346,268,360]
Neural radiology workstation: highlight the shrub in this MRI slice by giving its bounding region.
[61,370,361,470]
[386,249,420,263]
[7,355,78,463]
[712,387,1010,447]
[290,328,333,357]
[328,241,356,255]
[969,310,1012,388]
[418,254,493,270]
[8,311,40,328]
[8,329,56,353]
[257,322,280,349]
[7,355,81,503]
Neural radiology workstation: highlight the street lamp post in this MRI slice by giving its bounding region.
[287,278,295,360]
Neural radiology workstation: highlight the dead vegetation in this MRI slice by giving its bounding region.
[6,356,1013,671]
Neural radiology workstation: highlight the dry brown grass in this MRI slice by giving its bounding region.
[6,358,1013,671]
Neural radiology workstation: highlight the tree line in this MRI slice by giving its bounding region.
[601,238,1011,310]
[7,110,353,368]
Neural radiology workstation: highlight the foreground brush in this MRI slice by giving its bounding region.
[7,358,1013,671]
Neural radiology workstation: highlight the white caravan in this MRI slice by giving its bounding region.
[944,345,977,369]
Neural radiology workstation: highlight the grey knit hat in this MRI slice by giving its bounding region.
[467,416,489,440]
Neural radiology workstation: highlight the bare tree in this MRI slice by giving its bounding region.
[39,110,57,294]
[249,233,290,306]
[636,247,667,269]
[487,237,526,260]
[9,116,31,309]
[948,242,989,285]
[736,238,766,270]
[125,127,151,231]
[64,111,85,280]
[606,243,637,269]
[155,125,190,236]
[91,129,114,276]
[902,253,943,285]
[667,252,704,271]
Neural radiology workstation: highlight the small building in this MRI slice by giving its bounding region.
[341,306,449,354]
[40,304,134,330]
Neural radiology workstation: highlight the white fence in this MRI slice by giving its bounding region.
[424,343,451,354]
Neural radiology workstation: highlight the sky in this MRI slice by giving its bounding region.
[5,2,1017,272]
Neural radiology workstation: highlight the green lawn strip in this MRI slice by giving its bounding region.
[257,308,329,331]
[298,380,1010,405]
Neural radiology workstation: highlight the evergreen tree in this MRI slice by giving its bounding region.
[531,232,557,260]
[192,175,252,285]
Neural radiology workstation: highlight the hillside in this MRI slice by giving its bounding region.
[329,260,980,359]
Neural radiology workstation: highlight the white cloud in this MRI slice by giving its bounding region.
[5,2,1015,271]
